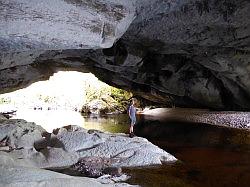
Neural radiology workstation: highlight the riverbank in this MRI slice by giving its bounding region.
[0,117,176,186]
[1,107,250,132]
[140,108,250,129]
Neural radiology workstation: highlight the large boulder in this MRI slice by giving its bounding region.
[0,119,46,148]
[0,121,176,169]
[0,119,176,186]
[51,125,177,167]
[77,131,176,167]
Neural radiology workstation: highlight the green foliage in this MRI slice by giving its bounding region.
[84,78,132,112]
[0,73,132,113]
[37,94,56,103]
[85,83,110,102]
[0,97,11,104]
[84,77,132,103]
[110,87,132,102]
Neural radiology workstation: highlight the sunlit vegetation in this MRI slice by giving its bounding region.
[0,97,11,104]
[0,72,132,114]
[82,74,132,114]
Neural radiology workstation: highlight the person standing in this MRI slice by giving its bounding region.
[128,98,137,137]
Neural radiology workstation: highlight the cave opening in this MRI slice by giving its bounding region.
[0,0,250,186]
[0,71,133,133]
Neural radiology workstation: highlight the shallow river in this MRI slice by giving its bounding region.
[11,110,250,187]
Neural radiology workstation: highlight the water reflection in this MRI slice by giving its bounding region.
[128,116,250,187]
[11,109,129,133]
[82,113,129,133]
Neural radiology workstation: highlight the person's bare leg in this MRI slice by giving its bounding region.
[129,125,133,134]
[129,125,134,137]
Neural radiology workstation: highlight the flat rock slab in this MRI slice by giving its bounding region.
[0,165,135,187]
[52,126,177,167]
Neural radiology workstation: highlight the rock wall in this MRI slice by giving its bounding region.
[0,0,250,110]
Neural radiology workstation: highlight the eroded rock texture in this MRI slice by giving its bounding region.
[0,120,176,168]
[0,119,175,185]
[0,0,250,110]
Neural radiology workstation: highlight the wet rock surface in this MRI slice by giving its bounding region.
[0,0,249,111]
[71,157,122,178]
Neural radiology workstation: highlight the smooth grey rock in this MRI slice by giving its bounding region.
[77,132,177,167]
[37,147,80,169]
[51,126,105,152]
[0,150,36,168]
[0,0,136,52]
[0,165,115,187]
[51,125,176,167]
[0,146,9,151]
[0,154,136,186]
[0,147,79,169]
[0,120,176,170]
[0,120,169,186]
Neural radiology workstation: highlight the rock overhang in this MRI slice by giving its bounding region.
[0,0,250,111]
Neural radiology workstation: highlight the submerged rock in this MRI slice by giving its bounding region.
[72,157,122,178]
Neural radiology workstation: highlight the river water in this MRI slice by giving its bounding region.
[11,110,250,187]
[11,109,129,133]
